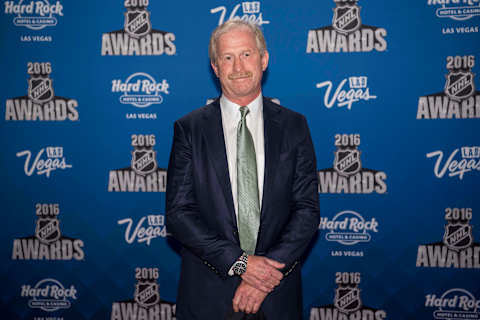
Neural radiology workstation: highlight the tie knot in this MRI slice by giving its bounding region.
[239,106,249,120]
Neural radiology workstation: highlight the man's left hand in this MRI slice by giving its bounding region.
[232,280,268,314]
[241,255,284,293]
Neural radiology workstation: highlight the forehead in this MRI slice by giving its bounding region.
[217,28,257,54]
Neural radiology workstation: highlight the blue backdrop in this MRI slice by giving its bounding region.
[1,0,479,319]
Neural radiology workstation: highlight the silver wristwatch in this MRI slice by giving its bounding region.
[232,252,248,276]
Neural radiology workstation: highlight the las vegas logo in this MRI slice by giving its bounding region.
[309,272,386,320]
[318,134,387,194]
[416,207,480,269]
[5,62,79,121]
[118,214,168,246]
[417,55,479,119]
[101,0,176,56]
[306,0,387,53]
[316,76,377,110]
[111,267,175,320]
[108,134,167,192]
[16,146,72,178]
[427,146,480,180]
[210,1,270,26]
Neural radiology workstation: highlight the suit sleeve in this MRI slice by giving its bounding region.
[165,120,243,278]
[265,116,320,269]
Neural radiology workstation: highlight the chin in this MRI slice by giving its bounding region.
[232,89,255,97]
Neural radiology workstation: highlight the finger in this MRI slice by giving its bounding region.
[252,300,262,314]
[264,257,285,269]
[263,267,283,282]
[238,294,248,313]
[242,276,273,293]
[259,271,278,289]
[265,277,279,289]
[247,265,281,284]
[244,299,254,314]
[250,280,272,293]
[233,299,239,313]
[233,292,241,313]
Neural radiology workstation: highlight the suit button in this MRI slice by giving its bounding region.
[233,231,238,236]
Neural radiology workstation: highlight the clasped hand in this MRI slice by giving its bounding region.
[232,256,284,314]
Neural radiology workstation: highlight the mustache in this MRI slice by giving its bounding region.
[228,72,252,80]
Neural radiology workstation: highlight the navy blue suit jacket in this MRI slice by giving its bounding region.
[166,98,320,320]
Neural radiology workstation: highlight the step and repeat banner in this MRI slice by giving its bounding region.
[1,0,479,319]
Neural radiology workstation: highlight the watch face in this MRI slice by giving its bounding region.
[234,261,247,275]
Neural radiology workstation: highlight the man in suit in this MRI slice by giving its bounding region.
[166,20,320,319]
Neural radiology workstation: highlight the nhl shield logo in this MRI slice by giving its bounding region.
[131,148,157,176]
[334,287,362,314]
[334,148,361,177]
[134,281,160,308]
[35,217,61,244]
[332,5,361,35]
[444,71,475,101]
[28,77,54,104]
[443,223,473,251]
[124,9,151,38]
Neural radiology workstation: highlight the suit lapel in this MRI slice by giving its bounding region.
[201,100,237,228]
[261,98,282,218]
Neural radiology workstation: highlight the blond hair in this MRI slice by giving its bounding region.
[209,20,267,64]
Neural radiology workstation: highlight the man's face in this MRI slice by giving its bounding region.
[211,28,269,105]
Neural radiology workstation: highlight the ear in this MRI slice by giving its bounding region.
[211,60,219,77]
[261,50,269,71]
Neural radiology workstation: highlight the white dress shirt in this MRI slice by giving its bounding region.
[220,93,265,221]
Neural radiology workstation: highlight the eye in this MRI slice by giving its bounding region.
[223,55,232,61]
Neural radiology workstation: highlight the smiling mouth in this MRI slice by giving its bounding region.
[228,72,252,80]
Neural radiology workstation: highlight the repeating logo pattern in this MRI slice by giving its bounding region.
[306,0,387,53]
[425,288,480,320]
[21,278,77,312]
[316,76,377,110]
[5,62,79,121]
[417,55,479,119]
[108,134,167,192]
[309,272,387,320]
[4,0,64,31]
[110,268,175,320]
[101,0,176,56]
[16,146,73,178]
[111,72,170,120]
[427,146,480,180]
[428,0,480,21]
[321,210,379,258]
[417,207,480,268]
[318,134,387,194]
[12,203,85,261]
[210,1,270,26]
[118,214,168,246]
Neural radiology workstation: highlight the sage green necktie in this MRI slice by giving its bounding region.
[237,106,260,255]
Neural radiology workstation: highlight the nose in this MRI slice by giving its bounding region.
[233,56,244,72]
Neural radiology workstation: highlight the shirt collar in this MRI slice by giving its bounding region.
[220,93,263,124]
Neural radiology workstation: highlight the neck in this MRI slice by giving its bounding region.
[223,91,261,107]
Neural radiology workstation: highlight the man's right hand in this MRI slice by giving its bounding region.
[241,255,285,293]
